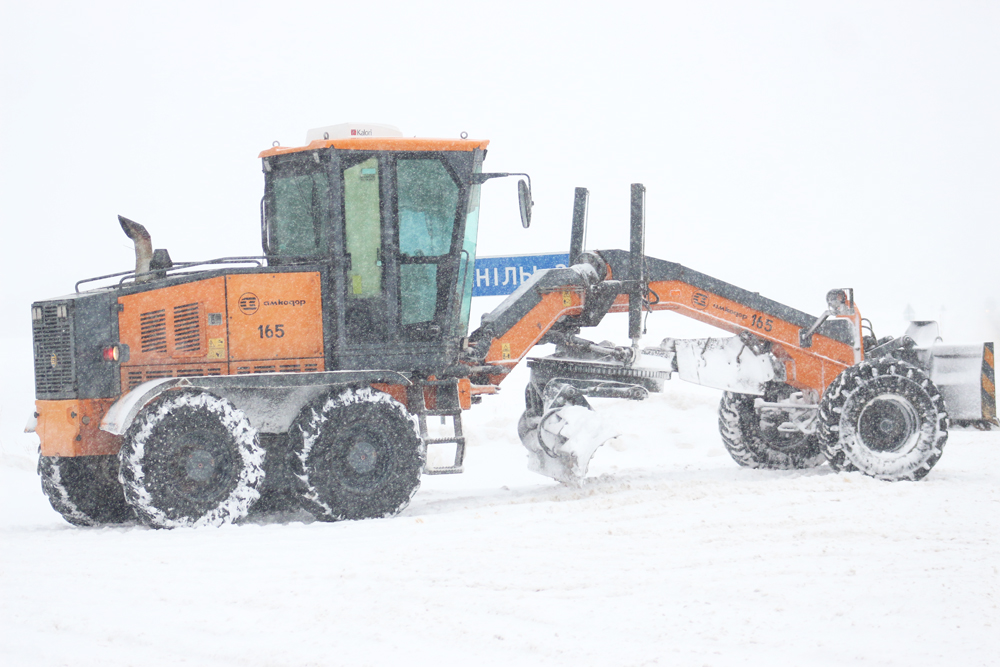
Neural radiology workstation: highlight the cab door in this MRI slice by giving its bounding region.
[341,155,392,344]
[395,156,461,342]
[338,153,463,348]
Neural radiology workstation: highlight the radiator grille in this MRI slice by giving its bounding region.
[173,303,202,353]
[140,309,168,353]
[32,303,74,397]
[124,365,225,390]
[235,361,321,375]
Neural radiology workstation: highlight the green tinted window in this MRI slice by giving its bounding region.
[271,171,331,255]
[343,158,382,297]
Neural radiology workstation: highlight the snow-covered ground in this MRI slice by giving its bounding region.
[2,347,997,666]
[3,3,998,665]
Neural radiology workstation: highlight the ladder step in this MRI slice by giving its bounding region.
[424,437,466,445]
[418,410,466,475]
[423,465,464,475]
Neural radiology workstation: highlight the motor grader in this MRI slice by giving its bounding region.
[28,123,997,528]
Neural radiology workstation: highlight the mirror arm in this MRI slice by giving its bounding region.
[472,172,532,190]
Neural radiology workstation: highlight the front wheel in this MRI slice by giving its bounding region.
[718,388,825,470]
[119,390,265,528]
[288,387,425,521]
[818,357,947,480]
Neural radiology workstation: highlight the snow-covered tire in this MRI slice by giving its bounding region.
[718,389,825,469]
[118,390,265,528]
[818,357,947,481]
[38,454,134,526]
[288,386,424,522]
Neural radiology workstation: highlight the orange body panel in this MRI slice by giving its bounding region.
[484,289,585,382]
[224,273,324,363]
[259,137,490,158]
[372,383,409,407]
[457,378,472,411]
[118,272,326,389]
[370,379,472,412]
[119,276,227,365]
[608,281,859,394]
[36,398,120,457]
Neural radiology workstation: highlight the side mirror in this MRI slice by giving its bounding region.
[472,172,533,228]
[517,179,533,228]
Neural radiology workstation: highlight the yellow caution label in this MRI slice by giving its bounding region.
[352,275,363,295]
[983,342,996,421]
[207,338,225,360]
[562,290,572,307]
[501,343,511,360]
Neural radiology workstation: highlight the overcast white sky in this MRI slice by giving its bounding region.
[1,0,998,343]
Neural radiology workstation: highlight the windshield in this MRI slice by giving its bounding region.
[456,178,481,336]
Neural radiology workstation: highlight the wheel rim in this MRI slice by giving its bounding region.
[330,428,392,492]
[184,448,217,483]
[346,440,379,474]
[857,394,920,453]
[163,428,238,505]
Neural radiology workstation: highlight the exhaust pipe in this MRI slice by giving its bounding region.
[118,215,153,283]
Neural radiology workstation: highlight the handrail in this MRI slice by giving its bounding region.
[74,255,325,292]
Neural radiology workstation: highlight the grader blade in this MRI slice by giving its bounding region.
[519,403,619,484]
[516,372,653,483]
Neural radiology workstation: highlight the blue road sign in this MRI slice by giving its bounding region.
[472,253,570,297]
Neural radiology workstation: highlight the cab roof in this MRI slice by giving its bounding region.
[259,137,490,159]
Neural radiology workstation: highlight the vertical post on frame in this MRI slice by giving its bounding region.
[629,183,646,343]
[569,187,589,265]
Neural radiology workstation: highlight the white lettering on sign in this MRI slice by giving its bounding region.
[476,267,490,287]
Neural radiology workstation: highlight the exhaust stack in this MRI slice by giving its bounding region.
[118,215,153,283]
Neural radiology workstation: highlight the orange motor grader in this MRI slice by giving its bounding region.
[28,123,997,528]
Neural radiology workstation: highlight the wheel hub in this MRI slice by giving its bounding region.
[184,449,217,483]
[858,395,920,453]
[346,440,378,474]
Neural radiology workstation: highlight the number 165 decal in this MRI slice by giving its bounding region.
[751,314,773,332]
[258,324,285,338]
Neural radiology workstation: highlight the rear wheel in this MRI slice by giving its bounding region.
[38,454,134,526]
[818,357,947,480]
[288,387,424,521]
[718,387,825,469]
[119,390,265,528]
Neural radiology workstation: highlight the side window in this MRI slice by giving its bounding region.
[343,158,382,297]
[398,160,458,257]
[271,171,331,256]
[397,159,459,328]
